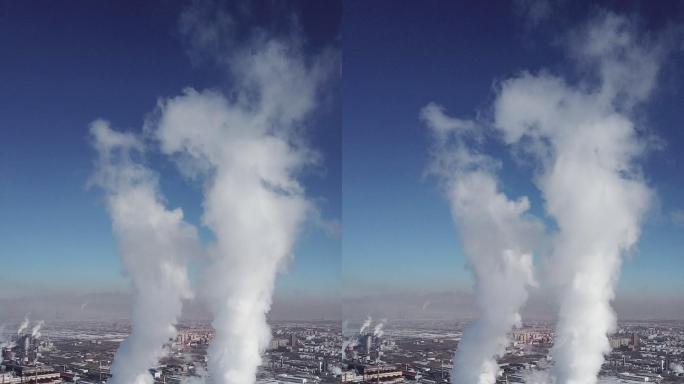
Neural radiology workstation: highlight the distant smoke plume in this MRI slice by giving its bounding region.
[421,103,544,384]
[359,316,372,334]
[90,121,199,384]
[30,320,44,338]
[373,319,386,338]
[13,315,44,339]
[342,316,383,359]
[146,4,335,383]
[17,315,29,335]
[493,12,669,384]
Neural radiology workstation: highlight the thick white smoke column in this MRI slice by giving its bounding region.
[90,121,199,384]
[493,13,664,384]
[422,104,543,384]
[149,32,332,384]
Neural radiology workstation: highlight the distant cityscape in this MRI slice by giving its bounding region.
[340,320,684,383]
[0,316,683,383]
[0,320,341,384]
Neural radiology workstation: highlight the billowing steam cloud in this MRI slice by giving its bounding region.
[493,12,667,384]
[144,6,334,383]
[421,103,543,384]
[90,121,199,384]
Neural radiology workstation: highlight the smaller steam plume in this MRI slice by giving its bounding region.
[422,103,544,384]
[90,121,199,384]
[342,316,386,361]
[359,316,372,335]
[16,316,29,335]
[373,319,386,338]
[30,320,44,339]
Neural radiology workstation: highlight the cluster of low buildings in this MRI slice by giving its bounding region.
[341,321,450,383]
[1,327,65,383]
[1,320,342,384]
[2,317,683,384]
[602,323,684,383]
[340,320,684,384]
[261,322,342,383]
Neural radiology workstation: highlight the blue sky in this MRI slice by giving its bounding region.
[342,0,684,308]
[0,1,341,303]
[1,1,682,321]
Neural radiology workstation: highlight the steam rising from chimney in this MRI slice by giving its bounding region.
[421,103,544,384]
[359,316,372,334]
[373,319,386,338]
[30,320,44,338]
[493,12,667,384]
[17,316,29,335]
[90,121,199,384]
[144,5,335,383]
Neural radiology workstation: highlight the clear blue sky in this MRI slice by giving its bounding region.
[342,1,684,303]
[1,1,682,319]
[0,1,341,301]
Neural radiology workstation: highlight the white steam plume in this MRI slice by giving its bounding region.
[373,319,386,338]
[148,8,334,383]
[359,316,372,335]
[493,12,668,384]
[90,121,199,384]
[17,315,29,335]
[421,103,543,384]
[31,320,44,338]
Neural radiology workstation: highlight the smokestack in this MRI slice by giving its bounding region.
[421,103,544,384]
[492,12,669,384]
[146,4,335,383]
[90,121,199,384]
